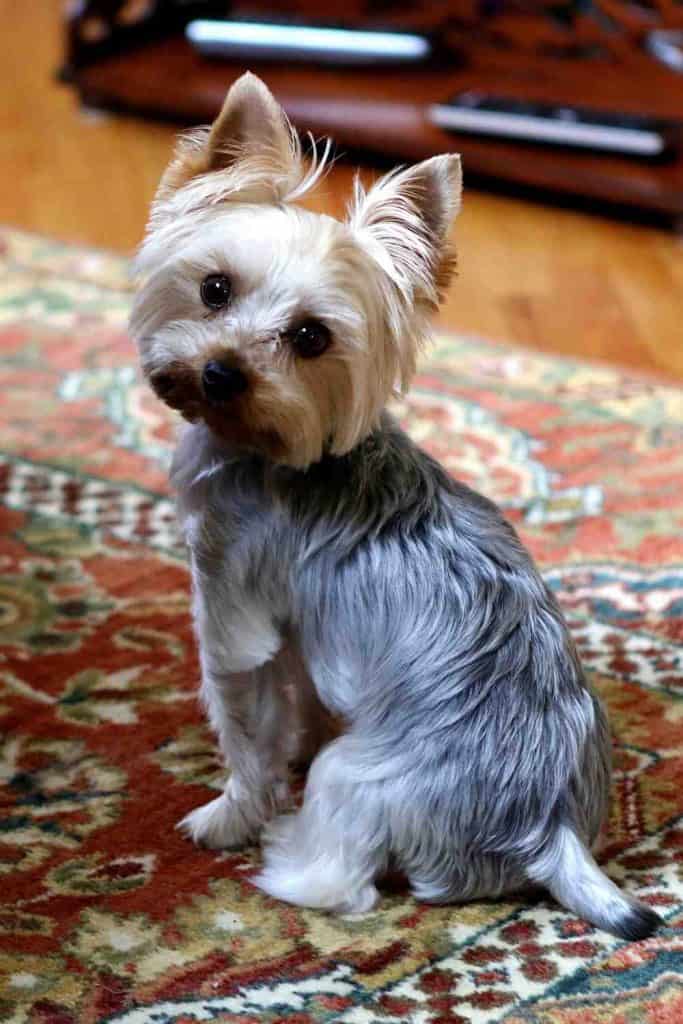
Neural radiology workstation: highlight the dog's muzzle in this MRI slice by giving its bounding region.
[202,360,249,403]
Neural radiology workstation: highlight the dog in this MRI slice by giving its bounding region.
[130,72,661,939]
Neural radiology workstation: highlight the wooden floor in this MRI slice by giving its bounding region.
[3,2,682,379]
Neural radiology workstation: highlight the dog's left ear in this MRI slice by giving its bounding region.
[159,72,297,197]
[349,154,462,305]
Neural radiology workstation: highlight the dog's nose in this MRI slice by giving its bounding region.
[201,360,248,402]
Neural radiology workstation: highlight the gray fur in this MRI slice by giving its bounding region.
[173,412,661,937]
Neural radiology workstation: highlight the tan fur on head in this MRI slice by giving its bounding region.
[130,73,462,469]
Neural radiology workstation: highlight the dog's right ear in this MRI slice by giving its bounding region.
[158,72,296,196]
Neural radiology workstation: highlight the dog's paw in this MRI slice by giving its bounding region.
[254,812,380,913]
[178,779,291,850]
[178,793,261,849]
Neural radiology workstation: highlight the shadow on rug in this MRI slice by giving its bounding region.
[0,228,681,1023]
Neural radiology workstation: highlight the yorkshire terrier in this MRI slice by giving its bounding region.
[130,73,660,939]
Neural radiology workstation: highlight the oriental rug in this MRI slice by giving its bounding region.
[1,228,681,1024]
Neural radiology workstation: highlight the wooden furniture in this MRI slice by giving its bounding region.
[61,2,683,224]
[6,4,682,378]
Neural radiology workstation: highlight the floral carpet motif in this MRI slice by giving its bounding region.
[0,227,681,1023]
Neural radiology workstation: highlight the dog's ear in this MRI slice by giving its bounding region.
[349,154,462,305]
[159,72,296,195]
[206,72,293,173]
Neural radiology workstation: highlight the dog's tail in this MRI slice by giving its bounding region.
[529,824,662,940]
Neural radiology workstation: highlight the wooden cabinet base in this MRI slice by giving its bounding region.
[61,16,683,224]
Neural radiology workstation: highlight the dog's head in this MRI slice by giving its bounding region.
[130,73,461,469]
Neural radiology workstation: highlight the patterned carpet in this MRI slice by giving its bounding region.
[1,226,681,1023]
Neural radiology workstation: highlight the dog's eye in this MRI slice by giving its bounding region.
[201,273,232,310]
[290,320,331,359]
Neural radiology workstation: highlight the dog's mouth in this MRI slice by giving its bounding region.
[148,362,286,459]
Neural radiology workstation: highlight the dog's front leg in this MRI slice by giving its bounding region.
[179,576,291,849]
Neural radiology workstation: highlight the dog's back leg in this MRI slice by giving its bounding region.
[528,824,662,939]
[253,735,389,913]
